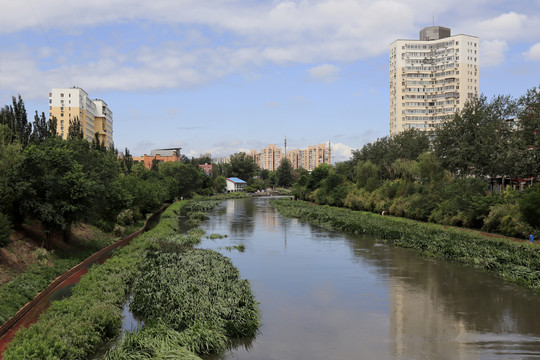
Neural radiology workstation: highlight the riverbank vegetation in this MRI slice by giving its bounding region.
[272,199,540,292]
[3,198,260,359]
[0,96,250,253]
[293,85,540,239]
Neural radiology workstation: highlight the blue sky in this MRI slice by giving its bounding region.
[1,0,540,161]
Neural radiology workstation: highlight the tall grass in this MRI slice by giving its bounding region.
[0,228,116,324]
[272,199,540,292]
[129,249,260,354]
[4,198,261,358]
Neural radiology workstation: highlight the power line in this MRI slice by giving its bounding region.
[26,0,73,87]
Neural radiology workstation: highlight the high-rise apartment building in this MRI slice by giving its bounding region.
[260,144,283,171]
[251,143,331,171]
[389,26,479,135]
[49,87,113,147]
[301,143,332,171]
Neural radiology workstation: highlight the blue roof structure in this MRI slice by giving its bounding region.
[227,177,246,184]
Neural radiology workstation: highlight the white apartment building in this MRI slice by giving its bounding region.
[49,87,113,147]
[389,26,479,135]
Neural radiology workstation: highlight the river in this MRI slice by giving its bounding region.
[197,197,540,360]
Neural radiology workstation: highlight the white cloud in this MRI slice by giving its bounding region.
[474,12,540,41]
[331,142,354,163]
[523,42,540,61]
[308,64,340,82]
[480,40,509,66]
[2,1,540,100]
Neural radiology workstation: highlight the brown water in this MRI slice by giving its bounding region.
[198,197,540,360]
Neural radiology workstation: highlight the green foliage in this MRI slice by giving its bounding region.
[5,197,260,358]
[159,162,202,200]
[213,175,227,193]
[272,199,540,292]
[0,212,11,247]
[130,249,260,342]
[0,228,116,327]
[356,160,379,191]
[519,184,540,228]
[104,323,202,360]
[225,152,259,183]
[276,158,294,187]
[483,203,532,238]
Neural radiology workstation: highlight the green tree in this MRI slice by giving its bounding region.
[17,141,95,247]
[68,117,84,140]
[159,162,202,199]
[228,152,259,182]
[519,184,540,228]
[213,175,227,193]
[276,158,294,187]
[356,160,379,191]
[31,111,50,144]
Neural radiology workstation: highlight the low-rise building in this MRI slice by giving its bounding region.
[133,148,182,169]
[226,177,247,192]
[199,163,212,175]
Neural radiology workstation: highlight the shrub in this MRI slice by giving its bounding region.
[519,184,540,228]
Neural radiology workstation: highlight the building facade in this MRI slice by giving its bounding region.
[226,177,247,192]
[251,143,331,171]
[389,26,479,135]
[132,148,181,169]
[49,87,113,147]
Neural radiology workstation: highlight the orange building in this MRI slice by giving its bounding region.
[199,163,212,175]
[133,148,181,169]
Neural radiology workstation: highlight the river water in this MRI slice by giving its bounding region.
[198,197,540,360]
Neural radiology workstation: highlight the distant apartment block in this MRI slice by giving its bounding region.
[251,143,331,171]
[49,87,113,147]
[389,26,479,135]
[133,148,181,169]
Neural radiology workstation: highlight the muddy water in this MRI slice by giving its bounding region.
[198,197,540,360]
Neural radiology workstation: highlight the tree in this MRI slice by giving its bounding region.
[68,117,84,140]
[12,95,32,147]
[17,141,95,247]
[519,184,540,228]
[31,111,50,144]
[228,152,259,182]
[159,162,202,199]
[276,158,294,187]
[213,175,227,193]
[433,95,518,178]
[356,160,379,191]
[121,148,134,174]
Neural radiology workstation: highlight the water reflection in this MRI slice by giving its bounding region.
[199,198,540,360]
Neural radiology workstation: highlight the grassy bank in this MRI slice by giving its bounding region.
[3,197,260,359]
[0,227,117,325]
[272,199,540,292]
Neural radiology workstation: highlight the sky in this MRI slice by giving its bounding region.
[1,0,540,162]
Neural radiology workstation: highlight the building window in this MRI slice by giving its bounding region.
[60,93,64,97]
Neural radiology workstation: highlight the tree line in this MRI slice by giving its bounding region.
[293,85,540,239]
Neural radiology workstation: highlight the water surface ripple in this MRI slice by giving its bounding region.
[198,198,540,360]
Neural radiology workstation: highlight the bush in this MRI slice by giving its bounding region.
[519,184,540,228]
[0,212,12,247]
